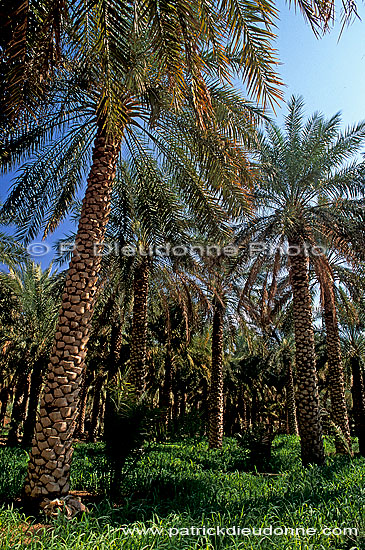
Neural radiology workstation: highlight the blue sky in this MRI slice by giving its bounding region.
[1,2,365,269]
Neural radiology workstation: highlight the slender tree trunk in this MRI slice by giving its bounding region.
[22,359,45,448]
[159,345,173,428]
[108,323,124,380]
[285,360,299,436]
[351,356,365,456]
[223,396,236,436]
[98,390,106,439]
[288,241,325,466]
[195,376,208,429]
[322,274,351,453]
[74,373,89,439]
[172,376,185,421]
[241,394,248,430]
[24,130,120,501]
[172,388,181,420]
[208,300,225,449]
[8,371,31,446]
[129,258,149,398]
[89,375,104,443]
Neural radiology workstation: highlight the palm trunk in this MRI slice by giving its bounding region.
[288,241,325,466]
[129,258,149,398]
[322,277,351,453]
[74,373,89,439]
[172,387,181,420]
[285,360,299,436]
[8,371,31,446]
[351,356,365,456]
[24,130,120,501]
[22,359,45,448]
[89,374,104,443]
[159,345,173,428]
[208,300,224,449]
[240,392,248,430]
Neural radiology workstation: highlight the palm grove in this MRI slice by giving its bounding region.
[0,0,364,507]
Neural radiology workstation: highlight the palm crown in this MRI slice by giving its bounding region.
[242,96,365,254]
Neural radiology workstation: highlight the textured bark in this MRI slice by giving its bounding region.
[351,356,365,456]
[89,376,105,443]
[322,277,351,453]
[285,360,299,436]
[74,373,89,439]
[22,359,45,448]
[159,346,173,428]
[172,387,181,420]
[240,393,248,430]
[24,131,120,501]
[8,371,31,446]
[224,396,239,436]
[208,301,225,448]
[172,375,186,421]
[289,241,325,466]
[110,324,124,377]
[129,258,149,398]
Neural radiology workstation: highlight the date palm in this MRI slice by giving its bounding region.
[184,250,243,448]
[237,267,299,436]
[3,0,274,501]
[338,285,365,456]
[237,96,365,465]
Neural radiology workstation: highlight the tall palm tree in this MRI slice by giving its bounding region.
[237,267,299,436]
[338,286,365,456]
[208,294,226,447]
[1,2,265,501]
[237,96,365,465]
[187,250,242,449]
[313,254,352,452]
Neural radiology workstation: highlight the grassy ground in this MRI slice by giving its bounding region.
[0,436,364,549]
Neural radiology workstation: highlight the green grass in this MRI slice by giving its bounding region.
[0,436,364,549]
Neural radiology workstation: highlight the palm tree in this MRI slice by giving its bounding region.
[237,96,365,465]
[313,254,352,452]
[338,286,365,456]
[1,3,262,501]
[187,250,241,449]
[208,294,226,447]
[237,267,299,436]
